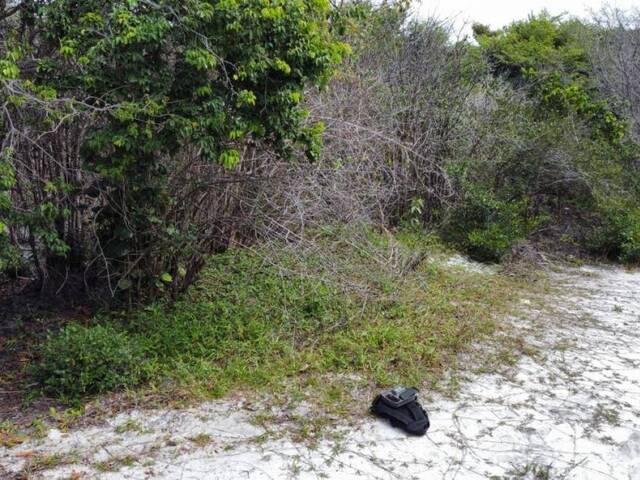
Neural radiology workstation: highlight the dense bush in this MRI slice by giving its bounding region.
[311,8,638,263]
[19,3,640,403]
[440,13,640,261]
[297,2,472,230]
[30,323,147,399]
[444,183,547,262]
[588,202,640,261]
[621,212,640,261]
[2,1,639,308]
[0,0,346,296]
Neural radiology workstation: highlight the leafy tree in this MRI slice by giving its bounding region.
[0,0,347,294]
[475,13,625,141]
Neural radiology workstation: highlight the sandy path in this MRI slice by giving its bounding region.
[2,264,639,479]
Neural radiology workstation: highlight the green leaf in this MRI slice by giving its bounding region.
[185,48,217,70]
[219,149,240,170]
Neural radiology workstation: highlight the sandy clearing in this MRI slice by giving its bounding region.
[2,263,639,480]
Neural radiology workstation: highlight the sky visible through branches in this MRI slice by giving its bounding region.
[418,0,638,37]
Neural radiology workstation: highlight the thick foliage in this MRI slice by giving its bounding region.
[30,323,147,399]
[2,2,639,307]
[476,14,625,142]
[444,13,640,261]
[19,3,640,404]
[0,0,345,295]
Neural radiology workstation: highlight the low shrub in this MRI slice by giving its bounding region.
[589,205,640,263]
[443,182,548,262]
[30,323,147,400]
[620,210,640,262]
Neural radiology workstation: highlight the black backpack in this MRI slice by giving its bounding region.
[371,387,430,436]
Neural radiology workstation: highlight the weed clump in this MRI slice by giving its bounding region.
[30,323,147,399]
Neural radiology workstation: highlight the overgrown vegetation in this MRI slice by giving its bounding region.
[29,229,530,401]
[444,13,640,261]
[30,323,147,399]
[0,0,346,295]
[0,1,638,404]
[2,2,638,296]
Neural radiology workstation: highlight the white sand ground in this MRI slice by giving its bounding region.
[2,262,639,480]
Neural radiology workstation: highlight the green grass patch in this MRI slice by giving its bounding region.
[94,454,137,472]
[29,228,533,406]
